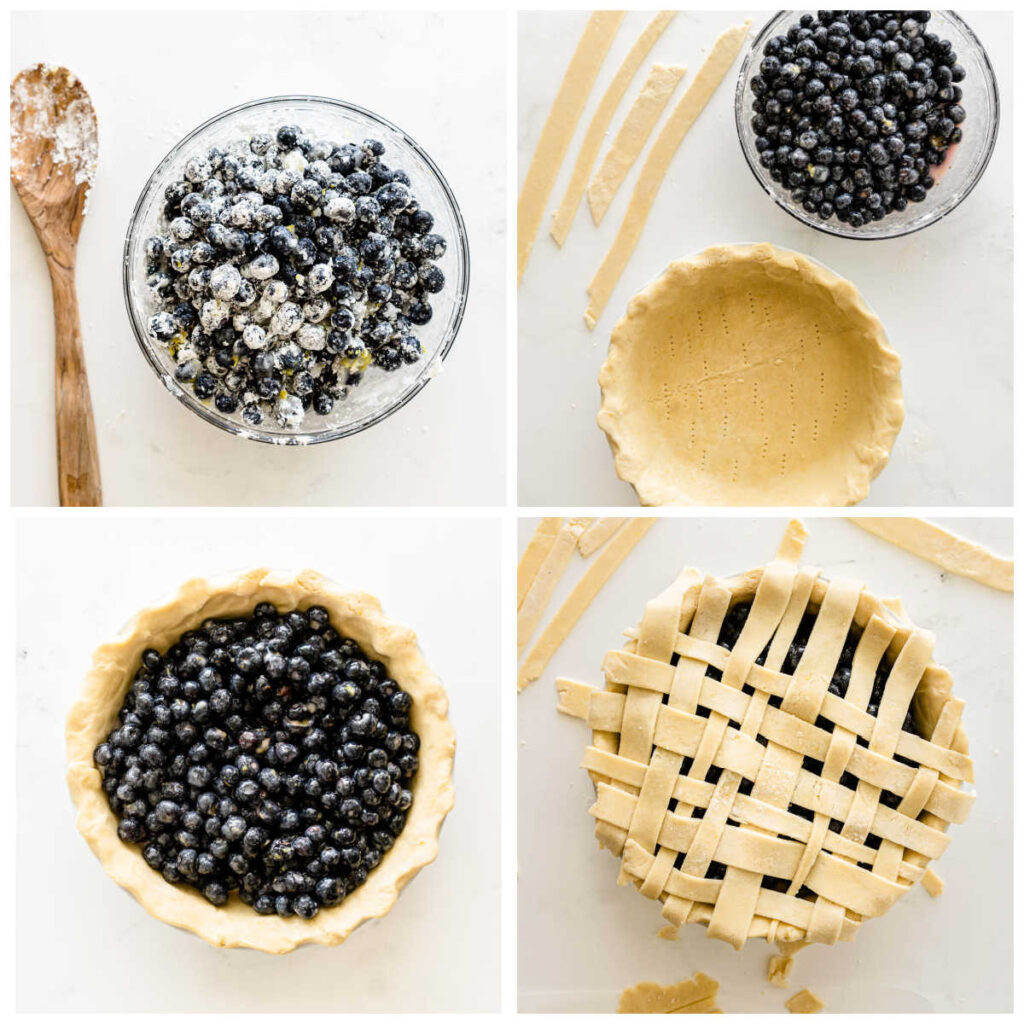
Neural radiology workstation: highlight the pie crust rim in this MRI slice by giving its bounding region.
[66,567,456,954]
[596,243,905,507]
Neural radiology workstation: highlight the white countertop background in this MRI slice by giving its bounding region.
[517,11,1013,507]
[16,514,500,1012]
[517,516,1012,1012]
[11,10,506,507]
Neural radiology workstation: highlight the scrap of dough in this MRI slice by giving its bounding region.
[550,11,676,246]
[588,62,687,225]
[786,990,825,1014]
[578,516,627,556]
[618,973,721,1013]
[767,955,795,989]
[517,517,563,609]
[657,924,679,941]
[849,518,1013,592]
[517,521,580,657]
[518,518,655,690]
[922,867,945,897]
[518,11,625,284]
[585,21,751,327]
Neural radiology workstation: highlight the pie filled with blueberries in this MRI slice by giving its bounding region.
[66,569,454,953]
[557,520,973,949]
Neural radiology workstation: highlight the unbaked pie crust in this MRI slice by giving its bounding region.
[66,567,456,953]
[557,522,973,949]
[597,243,905,506]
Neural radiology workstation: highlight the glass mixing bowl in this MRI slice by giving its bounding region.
[123,95,470,444]
[735,11,1000,240]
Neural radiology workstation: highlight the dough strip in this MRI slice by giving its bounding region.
[578,516,627,557]
[587,62,687,226]
[584,21,750,327]
[517,11,625,284]
[518,518,655,691]
[517,520,581,656]
[517,517,563,609]
[550,11,676,246]
[849,517,1013,592]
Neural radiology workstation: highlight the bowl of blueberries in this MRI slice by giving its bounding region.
[735,10,999,239]
[124,95,469,443]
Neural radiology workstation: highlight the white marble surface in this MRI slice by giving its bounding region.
[12,11,506,506]
[518,11,1012,507]
[16,515,500,1012]
[518,516,1011,1012]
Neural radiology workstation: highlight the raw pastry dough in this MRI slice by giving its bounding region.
[585,21,750,327]
[518,517,563,608]
[578,516,627,557]
[517,520,581,656]
[518,517,654,691]
[618,973,721,1013]
[597,244,904,506]
[786,989,825,1014]
[922,867,945,897]
[587,62,687,225]
[849,518,1013,592]
[518,11,624,284]
[768,954,795,988]
[66,568,455,953]
[550,11,676,246]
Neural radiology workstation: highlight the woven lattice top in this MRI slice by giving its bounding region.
[557,524,974,949]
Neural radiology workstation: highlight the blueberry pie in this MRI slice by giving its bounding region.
[557,521,973,949]
[66,569,455,952]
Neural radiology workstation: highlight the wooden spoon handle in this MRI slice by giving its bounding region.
[46,256,102,506]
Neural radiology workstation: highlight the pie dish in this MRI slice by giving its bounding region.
[557,521,973,949]
[66,567,455,952]
[597,244,905,506]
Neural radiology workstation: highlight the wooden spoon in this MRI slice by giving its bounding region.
[11,63,102,506]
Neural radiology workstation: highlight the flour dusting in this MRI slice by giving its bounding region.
[11,64,98,194]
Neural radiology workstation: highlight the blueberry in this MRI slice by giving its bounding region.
[294,237,317,267]
[148,312,178,341]
[193,373,216,399]
[291,180,322,211]
[375,346,401,371]
[411,209,434,233]
[215,391,239,414]
[268,225,298,256]
[420,233,447,258]
[241,404,263,426]
[407,301,432,326]
[313,391,334,416]
[376,181,411,213]
[256,375,283,399]
[354,196,380,226]
[398,336,423,364]
[346,170,373,195]
[418,264,445,294]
